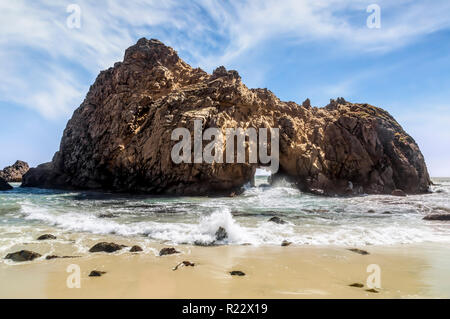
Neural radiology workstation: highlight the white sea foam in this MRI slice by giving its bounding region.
[0,178,448,248]
[16,199,450,247]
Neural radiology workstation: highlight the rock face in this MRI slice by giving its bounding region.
[0,177,13,191]
[22,38,431,196]
[0,160,29,182]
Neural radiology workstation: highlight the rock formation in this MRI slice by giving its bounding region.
[22,38,431,196]
[5,250,41,262]
[0,177,13,191]
[0,160,29,182]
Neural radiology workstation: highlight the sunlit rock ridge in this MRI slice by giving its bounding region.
[22,38,431,196]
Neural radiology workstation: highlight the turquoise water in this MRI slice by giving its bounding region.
[1,177,450,254]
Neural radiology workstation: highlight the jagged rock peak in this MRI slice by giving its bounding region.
[211,66,241,81]
[123,37,182,67]
[302,98,311,108]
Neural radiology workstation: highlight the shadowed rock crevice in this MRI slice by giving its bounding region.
[22,38,431,196]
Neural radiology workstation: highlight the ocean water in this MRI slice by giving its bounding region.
[0,177,449,255]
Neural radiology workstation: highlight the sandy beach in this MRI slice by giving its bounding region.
[1,233,449,298]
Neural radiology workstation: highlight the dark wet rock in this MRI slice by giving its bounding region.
[45,255,80,260]
[423,214,450,221]
[0,160,29,182]
[268,216,286,224]
[193,240,217,247]
[348,248,370,255]
[302,98,311,108]
[0,177,13,191]
[159,247,180,256]
[130,245,143,252]
[259,183,271,188]
[367,209,375,213]
[215,227,228,241]
[349,283,364,288]
[391,189,407,197]
[37,234,57,240]
[382,211,392,215]
[98,213,117,218]
[182,261,194,266]
[89,242,126,253]
[45,255,59,260]
[365,288,379,293]
[281,240,292,247]
[230,270,246,276]
[89,270,106,277]
[5,250,41,262]
[173,260,195,270]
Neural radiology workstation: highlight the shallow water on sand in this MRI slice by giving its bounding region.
[0,177,449,257]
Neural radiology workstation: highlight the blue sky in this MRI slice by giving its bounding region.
[1,0,450,176]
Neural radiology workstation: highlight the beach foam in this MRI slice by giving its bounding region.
[0,177,449,248]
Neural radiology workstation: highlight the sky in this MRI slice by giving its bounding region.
[0,0,450,176]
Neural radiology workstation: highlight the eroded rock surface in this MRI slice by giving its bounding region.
[22,38,431,196]
[0,160,29,182]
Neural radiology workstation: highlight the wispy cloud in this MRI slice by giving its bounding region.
[1,0,450,118]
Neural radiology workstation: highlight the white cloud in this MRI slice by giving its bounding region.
[1,0,449,118]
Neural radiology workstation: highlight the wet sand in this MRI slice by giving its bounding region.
[1,238,449,298]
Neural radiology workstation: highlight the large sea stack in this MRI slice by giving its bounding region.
[22,38,431,196]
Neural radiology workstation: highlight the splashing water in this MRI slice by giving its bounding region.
[0,177,449,252]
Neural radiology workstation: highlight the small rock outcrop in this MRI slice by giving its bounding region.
[37,234,57,240]
[173,261,195,271]
[5,250,41,262]
[0,177,13,191]
[215,227,228,241]
[130,245,143,252]
[89,242,126,253]
[21,38,431,196]
[423,214,450,221]
[348,248,370,255]
[365,288,379,293]
[159,247,180,256]
[0,161,29,182]
[281,240,292,246]
[230,270,246,276]
[89,270,106,277]
[45,255,80,260]
[268,216,286,224]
